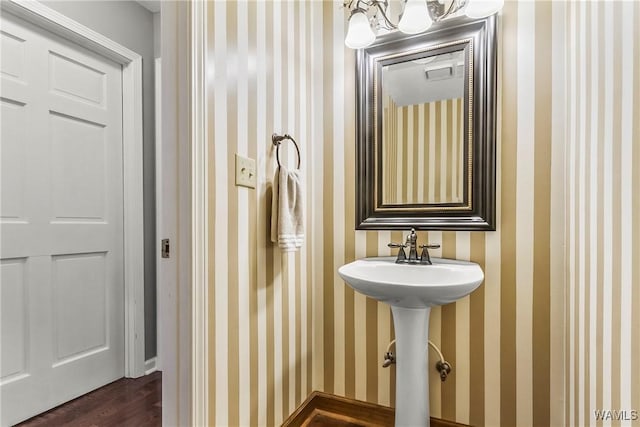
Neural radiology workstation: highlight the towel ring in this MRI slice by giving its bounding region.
[272,133,301,169]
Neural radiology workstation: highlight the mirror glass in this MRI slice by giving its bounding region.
[380,49,465,205]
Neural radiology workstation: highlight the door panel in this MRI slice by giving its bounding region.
[48,51,106,107]
[0,12,124,426]
[0,99,28,221]
[50,112,107,220]
[0,258,28,382]
[52,252,108,363]
[0,30,26,80]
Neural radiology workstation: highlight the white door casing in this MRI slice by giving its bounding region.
[0,1,145,424]
[154,56,162,375]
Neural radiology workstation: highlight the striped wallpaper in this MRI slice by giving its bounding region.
[206,1,319,425]
[319,1,565,426]
[382,96,465,205]
[564,1,640,426]
[204,1,637,426]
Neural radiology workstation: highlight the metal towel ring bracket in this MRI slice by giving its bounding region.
[272,133,301,169]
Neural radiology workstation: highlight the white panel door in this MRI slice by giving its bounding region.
[0,11,124,426]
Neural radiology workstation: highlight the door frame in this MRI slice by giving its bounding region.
[190,1,208,424]
[158,2,207,424]
[153,57,162,375]
[1,0,146,378]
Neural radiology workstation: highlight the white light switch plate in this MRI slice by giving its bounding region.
[235,154,256,188]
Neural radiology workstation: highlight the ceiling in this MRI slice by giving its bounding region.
[383,50,465,106]
[135,0,160,13]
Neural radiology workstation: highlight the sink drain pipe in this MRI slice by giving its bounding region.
[382,339,452,382]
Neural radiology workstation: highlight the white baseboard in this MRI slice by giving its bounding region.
[145,357,158,375]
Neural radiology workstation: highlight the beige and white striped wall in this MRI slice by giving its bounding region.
[319,1,566,426]
[383,96,465,204]
[205,1,638,426]
[564,1,640,426]
[206,1,321,425]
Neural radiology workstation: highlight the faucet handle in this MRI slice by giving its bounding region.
[418,244,440,265]
[388,243,407,248]
[388,242,408,263]
[419,244,440,250]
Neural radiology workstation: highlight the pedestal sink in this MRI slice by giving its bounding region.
[338,257,484,427]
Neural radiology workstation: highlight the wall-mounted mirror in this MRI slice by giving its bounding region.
[355,15,497,230]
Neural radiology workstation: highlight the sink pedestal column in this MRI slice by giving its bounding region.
[390,306,431,427]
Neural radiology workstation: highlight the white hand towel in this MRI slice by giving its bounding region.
[270,166,304,251]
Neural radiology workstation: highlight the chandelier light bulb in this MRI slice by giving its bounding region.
[464,0,504,18]
[398,0,433,35]
[345,10,376,49]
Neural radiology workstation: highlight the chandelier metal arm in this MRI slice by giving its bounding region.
[426,0,469,22]
[346,0,398,30]
[441,0,469,20]
[343,0,502,49]
[371,0,398,30]
[346,0,472,28]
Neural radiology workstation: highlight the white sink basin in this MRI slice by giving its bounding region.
[338,256,484,308]
[338,256,484,427]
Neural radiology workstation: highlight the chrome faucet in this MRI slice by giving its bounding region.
[406,229,419,262]
[388,228,440,265]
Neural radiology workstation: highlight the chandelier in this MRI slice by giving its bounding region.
[344,0,504,49]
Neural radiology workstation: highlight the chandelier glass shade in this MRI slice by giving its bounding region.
[345,9,378,49]
[397,0,433,34]
[344,0,503,49]
[464,0,504,18]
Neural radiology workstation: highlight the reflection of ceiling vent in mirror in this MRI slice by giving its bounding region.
[424,64,464,81]
[425,67,452,80]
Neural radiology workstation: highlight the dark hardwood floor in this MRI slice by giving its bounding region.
[17,371,161,427]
